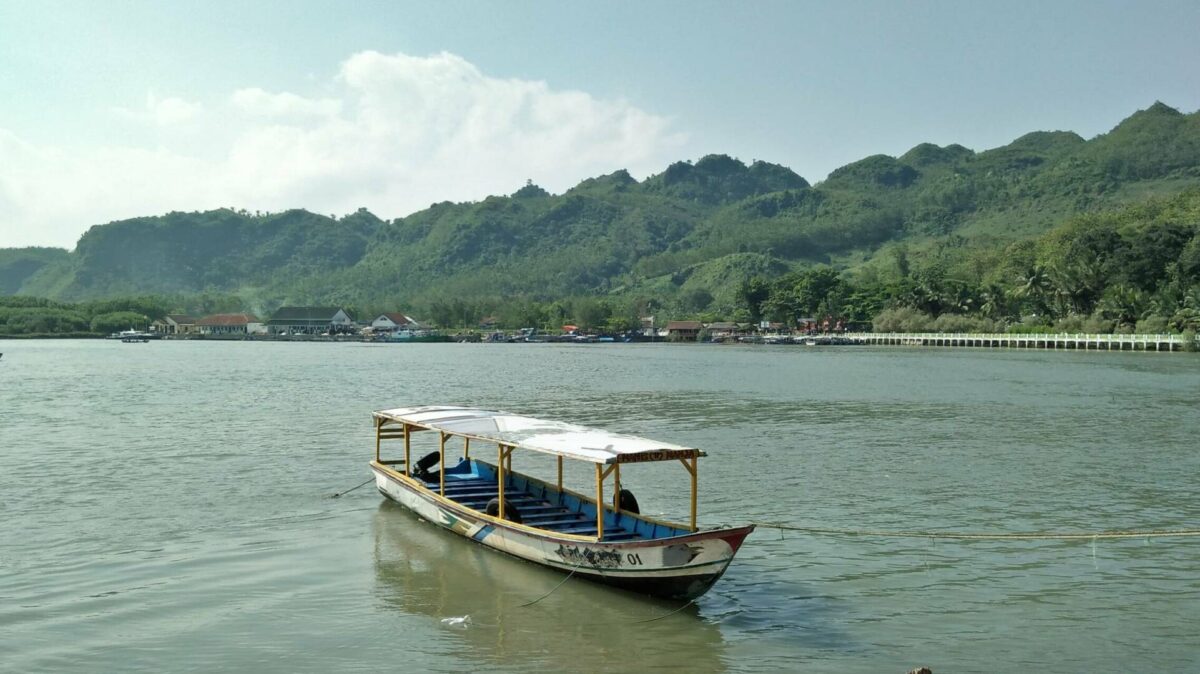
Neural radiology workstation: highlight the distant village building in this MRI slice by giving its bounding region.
[371,312,420,334]
[705,321,740,340]
[151,314,197,335]
[665,320,702,341]
[639,315,656,338]
[266,307,354,335]
[196,313,264,335]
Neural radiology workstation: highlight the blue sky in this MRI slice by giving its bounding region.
[1,0,1198,248]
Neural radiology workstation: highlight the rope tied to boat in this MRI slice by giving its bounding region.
[518,560,588,607]
[329,478,374,498]
[755,522,1200,540]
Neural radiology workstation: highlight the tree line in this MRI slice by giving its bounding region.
[3,189,1198,338]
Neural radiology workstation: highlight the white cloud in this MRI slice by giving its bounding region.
[112,92,204,127]
[230,87,341,118]
[0,50,686,249]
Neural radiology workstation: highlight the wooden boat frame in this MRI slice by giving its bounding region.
[369,406,754,600]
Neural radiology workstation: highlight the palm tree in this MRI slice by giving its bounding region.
[1097,284,1148,327]
[1048,259,1105,315]
[979,283,1011,320]
[1014,265,1052,316]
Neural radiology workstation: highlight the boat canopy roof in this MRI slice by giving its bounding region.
[373,405,704,465]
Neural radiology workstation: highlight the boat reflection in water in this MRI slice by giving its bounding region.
[372,501,730,673]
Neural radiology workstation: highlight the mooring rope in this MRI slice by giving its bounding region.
[755,522,1200,540]
[630,599,697,623]
[329,478,374,498]
[518,560,588,607]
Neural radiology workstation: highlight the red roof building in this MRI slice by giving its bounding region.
[196,313,262,335]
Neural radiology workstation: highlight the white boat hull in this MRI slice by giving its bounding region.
[371,464,753,600]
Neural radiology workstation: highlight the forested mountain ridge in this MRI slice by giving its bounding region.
[5,102,1199,325]
[0,247,69,294]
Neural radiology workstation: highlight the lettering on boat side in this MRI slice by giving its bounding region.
[617,449,694,464]
[554,544,623,568]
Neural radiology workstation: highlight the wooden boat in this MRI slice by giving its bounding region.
[369,406,754,600]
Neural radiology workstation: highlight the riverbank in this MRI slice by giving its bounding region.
[3,330,1198,352]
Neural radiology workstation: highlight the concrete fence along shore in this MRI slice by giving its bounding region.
[845,332,1196,352]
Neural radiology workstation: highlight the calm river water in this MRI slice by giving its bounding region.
[2,340,1198,673]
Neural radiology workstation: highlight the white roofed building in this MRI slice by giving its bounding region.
[371,312,421,333]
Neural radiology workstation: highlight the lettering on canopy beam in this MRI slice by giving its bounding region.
[616,449,698,465]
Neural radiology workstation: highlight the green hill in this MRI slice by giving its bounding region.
[0,248,70,294]
[2,102,1199,329]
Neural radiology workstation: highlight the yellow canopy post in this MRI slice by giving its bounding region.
[595,464,618,540]
[438,431,446,495]
[594,464,604,540]
[374,417,382,463]
[464,436,470,459]
[680,456,698,531]
[612,464,622,512]
[690,455,698,531]
[497,443,506,519]
[403,424,411,477]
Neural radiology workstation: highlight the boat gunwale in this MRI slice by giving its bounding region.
[371,461,753,548]
[372,461,597,543]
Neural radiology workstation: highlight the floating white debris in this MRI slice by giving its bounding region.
[440,615,471,628]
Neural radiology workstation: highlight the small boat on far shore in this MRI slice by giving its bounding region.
[385,329,452,343]
[112,329,152,343]
[369,405,754,600]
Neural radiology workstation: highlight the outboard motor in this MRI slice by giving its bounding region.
[618,488,640,514]
[413,451,441,483]
[485,497,522,524]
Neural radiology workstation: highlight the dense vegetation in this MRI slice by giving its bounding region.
[0,295,242,337]
[2,102,1199,336]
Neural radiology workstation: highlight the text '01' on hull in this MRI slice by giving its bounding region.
[369,406,754,601]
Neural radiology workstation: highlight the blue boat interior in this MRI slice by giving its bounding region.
[416,458,692,542]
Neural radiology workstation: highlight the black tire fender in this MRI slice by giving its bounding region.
[485,497,523,524]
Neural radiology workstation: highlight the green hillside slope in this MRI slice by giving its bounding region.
[3,102,1198,328]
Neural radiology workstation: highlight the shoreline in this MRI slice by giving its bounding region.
[2,331,1197,352]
